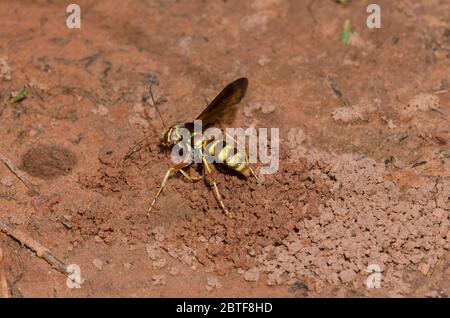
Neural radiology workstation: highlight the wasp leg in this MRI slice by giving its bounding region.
[147,163,189,216]
[224,132,259,181]
[202,156,231,217]
[179,169,204,182]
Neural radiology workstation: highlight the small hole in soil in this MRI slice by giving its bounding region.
[21,144,77,179]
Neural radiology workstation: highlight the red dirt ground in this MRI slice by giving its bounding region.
[0,0,449,297]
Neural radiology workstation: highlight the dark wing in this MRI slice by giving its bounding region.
[196,77,248,126]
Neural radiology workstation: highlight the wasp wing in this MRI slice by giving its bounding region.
[196,77,248,126]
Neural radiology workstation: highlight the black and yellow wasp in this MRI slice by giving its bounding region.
[147,77,257,216]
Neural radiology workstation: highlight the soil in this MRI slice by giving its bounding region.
[0,0,449,297]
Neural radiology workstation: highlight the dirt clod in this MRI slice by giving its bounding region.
[152,275,166,286]
[206,277,221,291]
[93,259,104,271]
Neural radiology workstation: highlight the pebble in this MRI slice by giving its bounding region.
[0,176,14,187]
[152,275,166,286]
[91,104,109,116]
[132,102,145,115]
[339,269,356,284]
[206,277,221,291]
[169,267,180,276]
[152,258,166,269]
[92,259,103,271]
[418,263,430,276]
[128,114,149,128]
[242,267,260,282]
[123,262,132,269]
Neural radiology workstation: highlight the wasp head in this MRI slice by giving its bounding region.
[162,124,185,147]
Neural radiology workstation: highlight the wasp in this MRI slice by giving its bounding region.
[147,77,257,216]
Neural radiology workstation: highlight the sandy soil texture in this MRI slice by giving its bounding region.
[0,0,449,297]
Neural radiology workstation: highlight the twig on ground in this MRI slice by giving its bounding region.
[0,219,69,276]
[411,160,427,168]
[80,51,103,72]
[0,154,39,196]
[325,75,351,107]
[0,246,9,298]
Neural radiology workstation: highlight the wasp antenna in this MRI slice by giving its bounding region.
[148,85,167,130]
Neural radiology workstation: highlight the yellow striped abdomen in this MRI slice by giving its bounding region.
[204,139,250,177]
